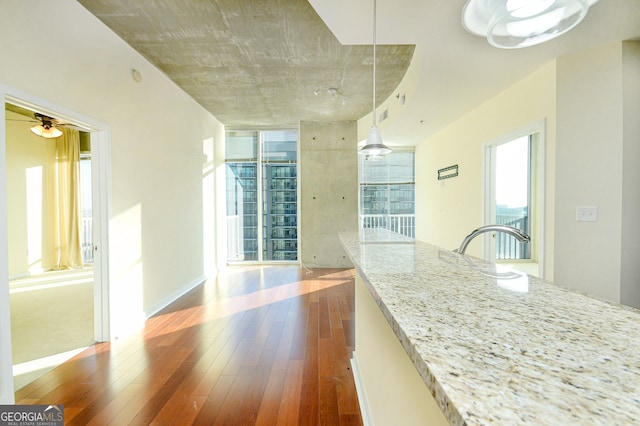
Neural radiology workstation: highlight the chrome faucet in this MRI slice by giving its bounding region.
[454,225,530,254]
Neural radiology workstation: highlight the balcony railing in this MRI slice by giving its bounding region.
[495,215,529,260]
[82,217,93,264]
[360,214,415,238]
[227,215,242,260]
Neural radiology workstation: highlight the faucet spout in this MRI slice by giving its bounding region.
[455,225,530,255]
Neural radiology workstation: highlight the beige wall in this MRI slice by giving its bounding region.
[299,121,358,268]
[415,62,557,280]
[0,0,224,343]
[5,110,58,276]
[414,41,640,307]
[353,274,449,425]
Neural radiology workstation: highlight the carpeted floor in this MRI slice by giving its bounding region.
[10,268,95,390]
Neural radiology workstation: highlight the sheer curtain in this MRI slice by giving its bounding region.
[52,128,83,269]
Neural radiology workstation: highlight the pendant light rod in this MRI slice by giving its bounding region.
[359,0,391,158]
[372,0,377,127]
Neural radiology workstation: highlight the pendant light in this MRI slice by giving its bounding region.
[359,0,392,157]
[462,0,597,49]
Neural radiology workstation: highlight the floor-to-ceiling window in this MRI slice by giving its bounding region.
[359,150,415,237]
[226,129,298,262]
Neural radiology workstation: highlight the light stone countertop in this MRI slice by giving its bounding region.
[340,229,640,426]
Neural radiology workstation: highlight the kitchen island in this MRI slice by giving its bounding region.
[340,230,640,425]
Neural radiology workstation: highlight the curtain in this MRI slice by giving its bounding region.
[52,128,83,269]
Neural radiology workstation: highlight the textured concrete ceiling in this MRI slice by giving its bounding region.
[76,0,414,127]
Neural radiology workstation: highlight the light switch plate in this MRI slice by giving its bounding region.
[576,206,598,222]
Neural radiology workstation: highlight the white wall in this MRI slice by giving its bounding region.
[554,40,640,308]
[620,41,640,308]
[415,62,557,279]
[555,43,625,303]
[0,0,224,402]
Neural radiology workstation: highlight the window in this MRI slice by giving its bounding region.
[226,129,298,262]
[80,153,93,264]
[359,151,415,237]
[261,132,297,261]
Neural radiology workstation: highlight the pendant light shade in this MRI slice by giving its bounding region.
[361,126,392,157]
[462,0,597,49]
[359,0,392,157]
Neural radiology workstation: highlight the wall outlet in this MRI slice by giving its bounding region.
[576,206,598,222]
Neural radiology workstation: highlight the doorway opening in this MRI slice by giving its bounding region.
[3,98,109,392]
[485,121,545,278]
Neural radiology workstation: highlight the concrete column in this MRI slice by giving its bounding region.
[299,121,358,268]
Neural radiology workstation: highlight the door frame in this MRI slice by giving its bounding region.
[483,119,546,277]
[0,85,111,402]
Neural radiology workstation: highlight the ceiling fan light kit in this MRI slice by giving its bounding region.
[359,0,392,158]
[30,125,63,138]
[462,0,597,48]
[30,113,63,138]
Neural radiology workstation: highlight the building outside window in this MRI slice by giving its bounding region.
[226,129,298,262]
[359,151,415,237]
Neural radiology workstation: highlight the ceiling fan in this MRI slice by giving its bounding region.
[30,113,64,138]
[6,110,80,139]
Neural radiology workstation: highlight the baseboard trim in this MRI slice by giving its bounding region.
[144,275,207,319]
[351,352,373,426]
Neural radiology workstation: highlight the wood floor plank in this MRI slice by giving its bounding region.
[254,367,287,425]
[211,368,257,426]
[147,368,208,424]
[84,383,147,426]
[298,297,319,426]
[64,364,145,425]
[318,337,340,425]
[233,365,273,425]
[189,314,254,396]
[272,310,299,371]
[276,360,304,425]
[12,266,362,425]
[242,310,279,366]
[191,374,235,425]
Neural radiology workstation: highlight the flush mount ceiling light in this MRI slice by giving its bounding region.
[359,0,391,158]
[31,113,63,138]
[462,0,598,49]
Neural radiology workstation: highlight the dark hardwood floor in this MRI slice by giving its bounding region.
[15,266,363,425]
